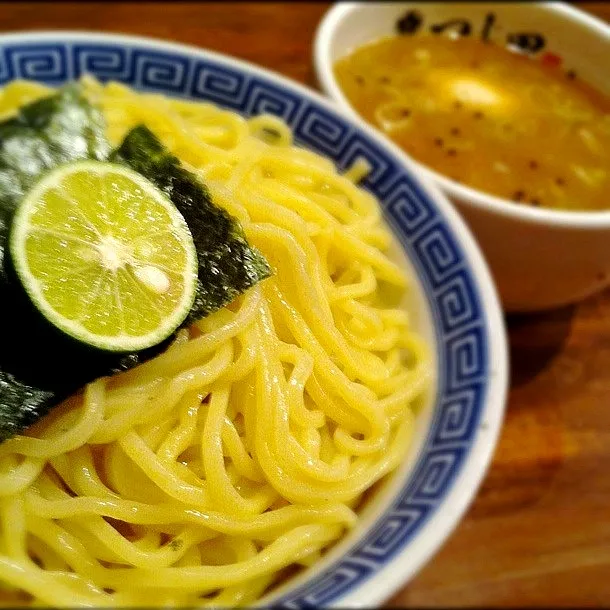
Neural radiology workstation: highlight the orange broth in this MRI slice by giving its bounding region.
[334,34,610,211]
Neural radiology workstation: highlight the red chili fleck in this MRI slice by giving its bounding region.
[541,52,562,68]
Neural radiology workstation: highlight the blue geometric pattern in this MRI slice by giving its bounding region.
[433,384,483,445]
[446,326,486,392]
[413,222,462,289]
[436,269,480,334]
[191,62,247,108]
[4,45,68,82]
[384,175,435,237]
[0,38,490,608]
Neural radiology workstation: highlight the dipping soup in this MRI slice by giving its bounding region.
[334,34,610,211]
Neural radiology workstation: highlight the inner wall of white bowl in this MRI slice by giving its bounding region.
[262,228,438,604]
[324,2,609,95]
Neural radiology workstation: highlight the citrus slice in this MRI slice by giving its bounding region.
[9,160,198,352]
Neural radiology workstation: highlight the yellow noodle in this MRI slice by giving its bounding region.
[0,78,432,606]
[0,496,27,559]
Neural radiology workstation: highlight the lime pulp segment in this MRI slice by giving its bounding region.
[9,160,198,352]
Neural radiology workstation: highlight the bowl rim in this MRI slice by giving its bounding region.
[0,29,509,606]
[314,0,610,230]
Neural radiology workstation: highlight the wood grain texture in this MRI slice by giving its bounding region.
[0,2,608,607]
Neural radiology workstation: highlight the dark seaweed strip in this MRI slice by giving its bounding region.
[111,125,272,324]
[0,84,109,227]
[0,85,110,276]
[0,85,115,440]
[0,90,271,442]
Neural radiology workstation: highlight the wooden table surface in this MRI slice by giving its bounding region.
[2,2,610,607]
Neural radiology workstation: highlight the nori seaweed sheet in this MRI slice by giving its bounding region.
[0,86,271,442]
[111,125,271,325]
[0,85,112,440]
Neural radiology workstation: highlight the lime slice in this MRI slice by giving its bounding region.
[9,160,198,352]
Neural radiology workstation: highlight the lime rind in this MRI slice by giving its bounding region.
[9,160,198,353]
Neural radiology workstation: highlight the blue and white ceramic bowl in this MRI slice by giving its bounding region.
[0,31,508,607]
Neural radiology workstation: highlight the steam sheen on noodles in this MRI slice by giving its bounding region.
[0,78,431,606]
